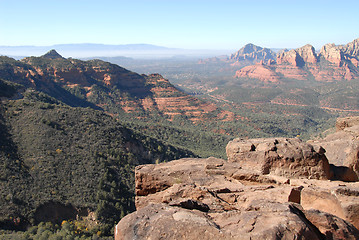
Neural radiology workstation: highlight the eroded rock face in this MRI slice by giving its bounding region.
[296,44,318,64]
[320,43,344,66]
[304,209,359,240]
[1,53,233,123]
[276,49,304,67]
[226,138,332,180]
[230,43,276,63]
[115,203,226,240]
[116,153,359,239]
[342,38,359,58]
[234,64,280,83]
[309,118,359,180]
[276,44,317,67]
[235,39,359,82]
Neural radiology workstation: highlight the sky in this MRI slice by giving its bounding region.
[0,0,358,50]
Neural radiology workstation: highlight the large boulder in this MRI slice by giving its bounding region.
[226,138,332,180]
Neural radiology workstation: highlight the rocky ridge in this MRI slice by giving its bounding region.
[230,43,276,64]
[115,118,359,239]
[232,38,359,82]
[0,51,234,123]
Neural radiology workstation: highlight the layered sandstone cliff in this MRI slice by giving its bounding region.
[1,51,235,123]
[234,38,359,82]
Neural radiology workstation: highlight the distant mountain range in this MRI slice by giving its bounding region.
[200,38,359,82]
[0,43,233,59]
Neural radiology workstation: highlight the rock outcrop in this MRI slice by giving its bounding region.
[276,44,317,67]
[116,134,359,239]
[336,116,359,131]
[296,44,318,64]
[342,38,359,58]
[235,38,359,82]
[234,64,280,83]
[309,117,359,181]
[226,138,331,180]
[320,43,344,66]
[230,43,276,63]
[277,48,304,67]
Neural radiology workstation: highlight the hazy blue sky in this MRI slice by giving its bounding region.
[0,0,358,50]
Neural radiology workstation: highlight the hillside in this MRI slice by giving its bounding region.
[0,81,194,237]
[0,51,269,158]
[1,50,354,159]
[0,51,236,123]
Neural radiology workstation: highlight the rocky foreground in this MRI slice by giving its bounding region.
[115,117,359,239]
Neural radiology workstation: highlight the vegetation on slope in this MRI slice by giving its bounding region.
[0,83,194,238]
[1,52,359,239]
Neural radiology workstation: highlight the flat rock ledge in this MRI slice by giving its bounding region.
[116,130,359,239]
[116,153,359,239]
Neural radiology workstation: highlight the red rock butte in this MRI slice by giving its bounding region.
[232,38,359,82]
